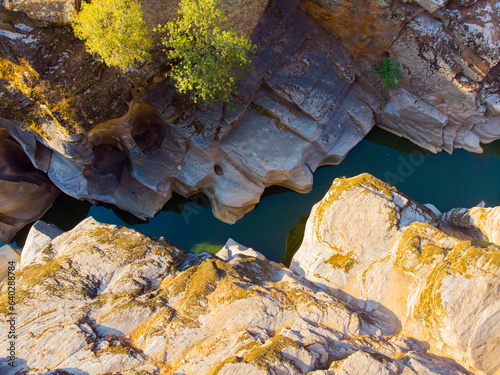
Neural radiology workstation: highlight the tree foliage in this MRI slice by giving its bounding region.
[371,58,402,90]
[158,0,255,105]
[71,0,153,71]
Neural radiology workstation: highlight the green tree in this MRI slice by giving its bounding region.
[71,0,153,71]
[371,58,402,90]
[158,0,255,105]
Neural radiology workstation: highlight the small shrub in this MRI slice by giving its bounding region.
[157,0,255,105]
[71,0,153,71]
[372,58,402,89]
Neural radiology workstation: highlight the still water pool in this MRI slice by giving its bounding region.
[13,128,500,262]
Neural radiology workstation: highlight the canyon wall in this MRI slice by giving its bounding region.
[1,174,498,374]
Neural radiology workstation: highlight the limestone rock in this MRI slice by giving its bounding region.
[0,217,471,374]
[383,9,500,153]
[291,173,500,374]
[378,88,449,153]
[216,238,267,261]
[442,206,500,245]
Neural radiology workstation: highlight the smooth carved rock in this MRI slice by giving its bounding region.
[378,88,449,153]
[0,217,472,374]
[0,244,20,282]
[290,173,500,374]
[0,126,59,243]
[0,4,377,225]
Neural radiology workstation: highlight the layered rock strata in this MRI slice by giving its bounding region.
[1,0,499,234]
[303,0,500,153]
[291,174,500,375]
[0,213,483,375]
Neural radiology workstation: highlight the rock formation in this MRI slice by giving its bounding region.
[0,217,473,374]
[303,0,500,153]
[0,126,59,243]
[0,0,376,225]
[0,0,499,236]
[0,244,20,282]
[290,174,500,374]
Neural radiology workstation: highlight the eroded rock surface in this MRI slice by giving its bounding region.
[1,0,499,235]
[0,126,59,243]
[0,216,476,374]
[304,0,500,154]
[0,1,377,224]
[290,174,500,374]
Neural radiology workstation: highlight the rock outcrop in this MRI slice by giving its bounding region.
[0,0,499,237]
[0,244,20,282]
[290,174,500,374]
[0,215,478,374]
[0,1,377,225]
[0,126,59,243]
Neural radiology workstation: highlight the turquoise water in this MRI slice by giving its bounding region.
[12,128,500,261]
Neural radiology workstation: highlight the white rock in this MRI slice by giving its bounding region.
[21,221,63,268]
[216,238,267,261]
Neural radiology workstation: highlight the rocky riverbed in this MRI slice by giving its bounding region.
[0,174,498,374]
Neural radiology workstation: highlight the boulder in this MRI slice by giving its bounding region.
[290,173,500,374]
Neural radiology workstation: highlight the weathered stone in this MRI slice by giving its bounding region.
[0,3,377,228]
[216,238,267,261]
[291,173,500,374]
[20,220,63,267]
[386,12,493,153]
[442,206,500,245]
[378,88,449,153]
[301,0,423,61]
[0,244,20,282]
[0,126,59,243]
[0,214,475,374]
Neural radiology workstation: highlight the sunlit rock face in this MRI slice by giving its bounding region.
[291,174,500,374]
[0,217,473,374]
[0,126,59,243]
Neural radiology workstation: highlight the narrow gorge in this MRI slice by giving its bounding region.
[0,0,499,374]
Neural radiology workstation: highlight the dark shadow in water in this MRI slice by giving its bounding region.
[281,215,308,267]
[11,194,91,248]
[365,127,433,155]
[479,139,500,158]
[254,185,297,210]
[92,192,212,226]
[161,192,211,215]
